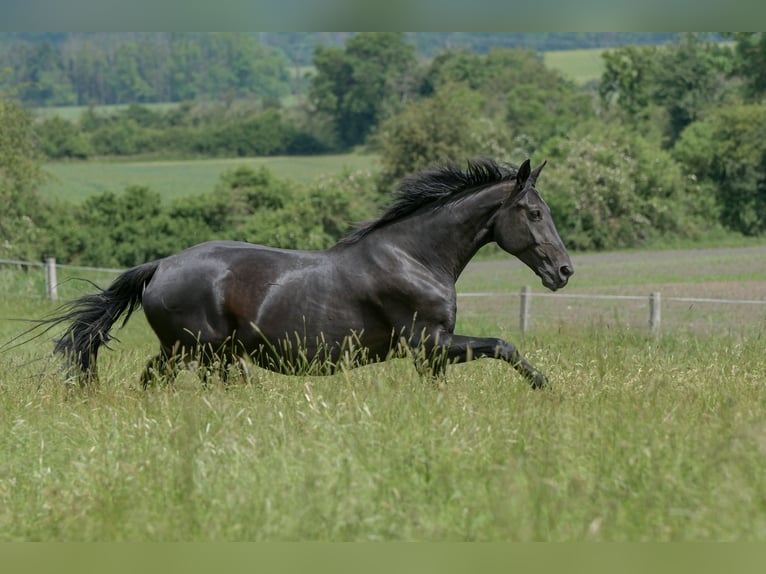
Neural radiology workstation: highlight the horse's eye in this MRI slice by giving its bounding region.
[530,209,542,221]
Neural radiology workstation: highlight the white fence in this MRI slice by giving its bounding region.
[3,258,766,336]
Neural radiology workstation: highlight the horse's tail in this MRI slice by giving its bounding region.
[51,260,160,384]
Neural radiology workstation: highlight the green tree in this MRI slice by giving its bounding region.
[599,45,658,122]
[727,32,766,101]
[541,122,716,250]
[422,48,593,151]
[35,116,93,159]
[9,41,76,106]
[674,104,766,235]
[310,33,418,148]
[375,84,513,190]
[0,93,48,259]
[652,34,735,144]
[420,49,489,94]
[110,43,153,103]
[599,37,734,145]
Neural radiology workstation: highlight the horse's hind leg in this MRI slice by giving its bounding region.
[412,344,450,388]
[141,348,181,388]
[201,355,254,387]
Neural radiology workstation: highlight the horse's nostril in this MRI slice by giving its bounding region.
[560,265,574,278]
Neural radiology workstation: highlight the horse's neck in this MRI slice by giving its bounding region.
[378,186,504,280]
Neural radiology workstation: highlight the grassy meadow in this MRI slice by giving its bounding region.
[542,48,605,85]
[1,245,766,541]
[41,153,380,202]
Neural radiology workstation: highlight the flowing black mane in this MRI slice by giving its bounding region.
[341,158,518,244]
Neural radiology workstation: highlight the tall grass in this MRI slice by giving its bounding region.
[2,246,766,541]
[1,323,765,541]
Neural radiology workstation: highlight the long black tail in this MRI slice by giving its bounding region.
[50,261,160,384]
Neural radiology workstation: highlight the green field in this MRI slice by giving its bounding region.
[543,48,606,85]
[2,245,766,541]
[41,153,380,202]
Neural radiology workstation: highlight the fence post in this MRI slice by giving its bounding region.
[45,257,58,301]
[649,292,661,336]
[520,285,531,336]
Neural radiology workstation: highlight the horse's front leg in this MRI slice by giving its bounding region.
[425,334,549,388]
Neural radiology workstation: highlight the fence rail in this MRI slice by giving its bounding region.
[3,258,766,335]
[0,257,123,302]
[457,288,766,335]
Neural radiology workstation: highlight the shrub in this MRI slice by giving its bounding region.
[674,104,766,236]
[35,116,93,159]
[541,123,717,251]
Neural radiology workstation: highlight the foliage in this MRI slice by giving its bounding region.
[35,102,328,160]
[375,84,514,190]
[193,109,326,157]
[652,35,736,144]
[41,165,380,267]
[599,35,736,145]
[0,33,292,107]
[0,94,48,260]
[599,45,658,121]
[673,103,766,236]
[35,116,93,158]
[726,32,766,101]
[540,123,717,251]
[309,33,418,148]
[422,48,594,151]
[8,34,766,260]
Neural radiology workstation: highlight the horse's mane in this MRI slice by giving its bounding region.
[340,158,518,244]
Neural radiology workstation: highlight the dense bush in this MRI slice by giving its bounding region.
[375,85,514,190]
[35,116,93,159]
[541,123,717,250]
[1,33,292,107]
[36,104,328,159]
[0,97,48,260]
[673,104,766,236]
[421,48,594,151]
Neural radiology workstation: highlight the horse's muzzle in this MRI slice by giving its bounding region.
[542,263,574,291]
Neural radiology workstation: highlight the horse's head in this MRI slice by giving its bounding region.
[491,159,573,291]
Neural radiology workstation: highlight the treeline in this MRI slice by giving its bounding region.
[256,32,694,61]
[37,101,327,159]
[0,33,709,108]
[0,33,292,107]
[3,32,766,267]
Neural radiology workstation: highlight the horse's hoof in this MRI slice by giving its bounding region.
[529,371,549,389]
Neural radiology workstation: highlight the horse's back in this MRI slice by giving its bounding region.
[141,240,337,351]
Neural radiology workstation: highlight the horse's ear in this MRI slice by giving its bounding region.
[516,159,531,187]
[529,160,547,185]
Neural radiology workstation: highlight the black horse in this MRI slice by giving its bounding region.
[46,158,573,388]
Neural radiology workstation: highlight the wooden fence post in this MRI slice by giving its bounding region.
[649,292,661,336]
[520,285,531,336]
[45,257,58,301]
